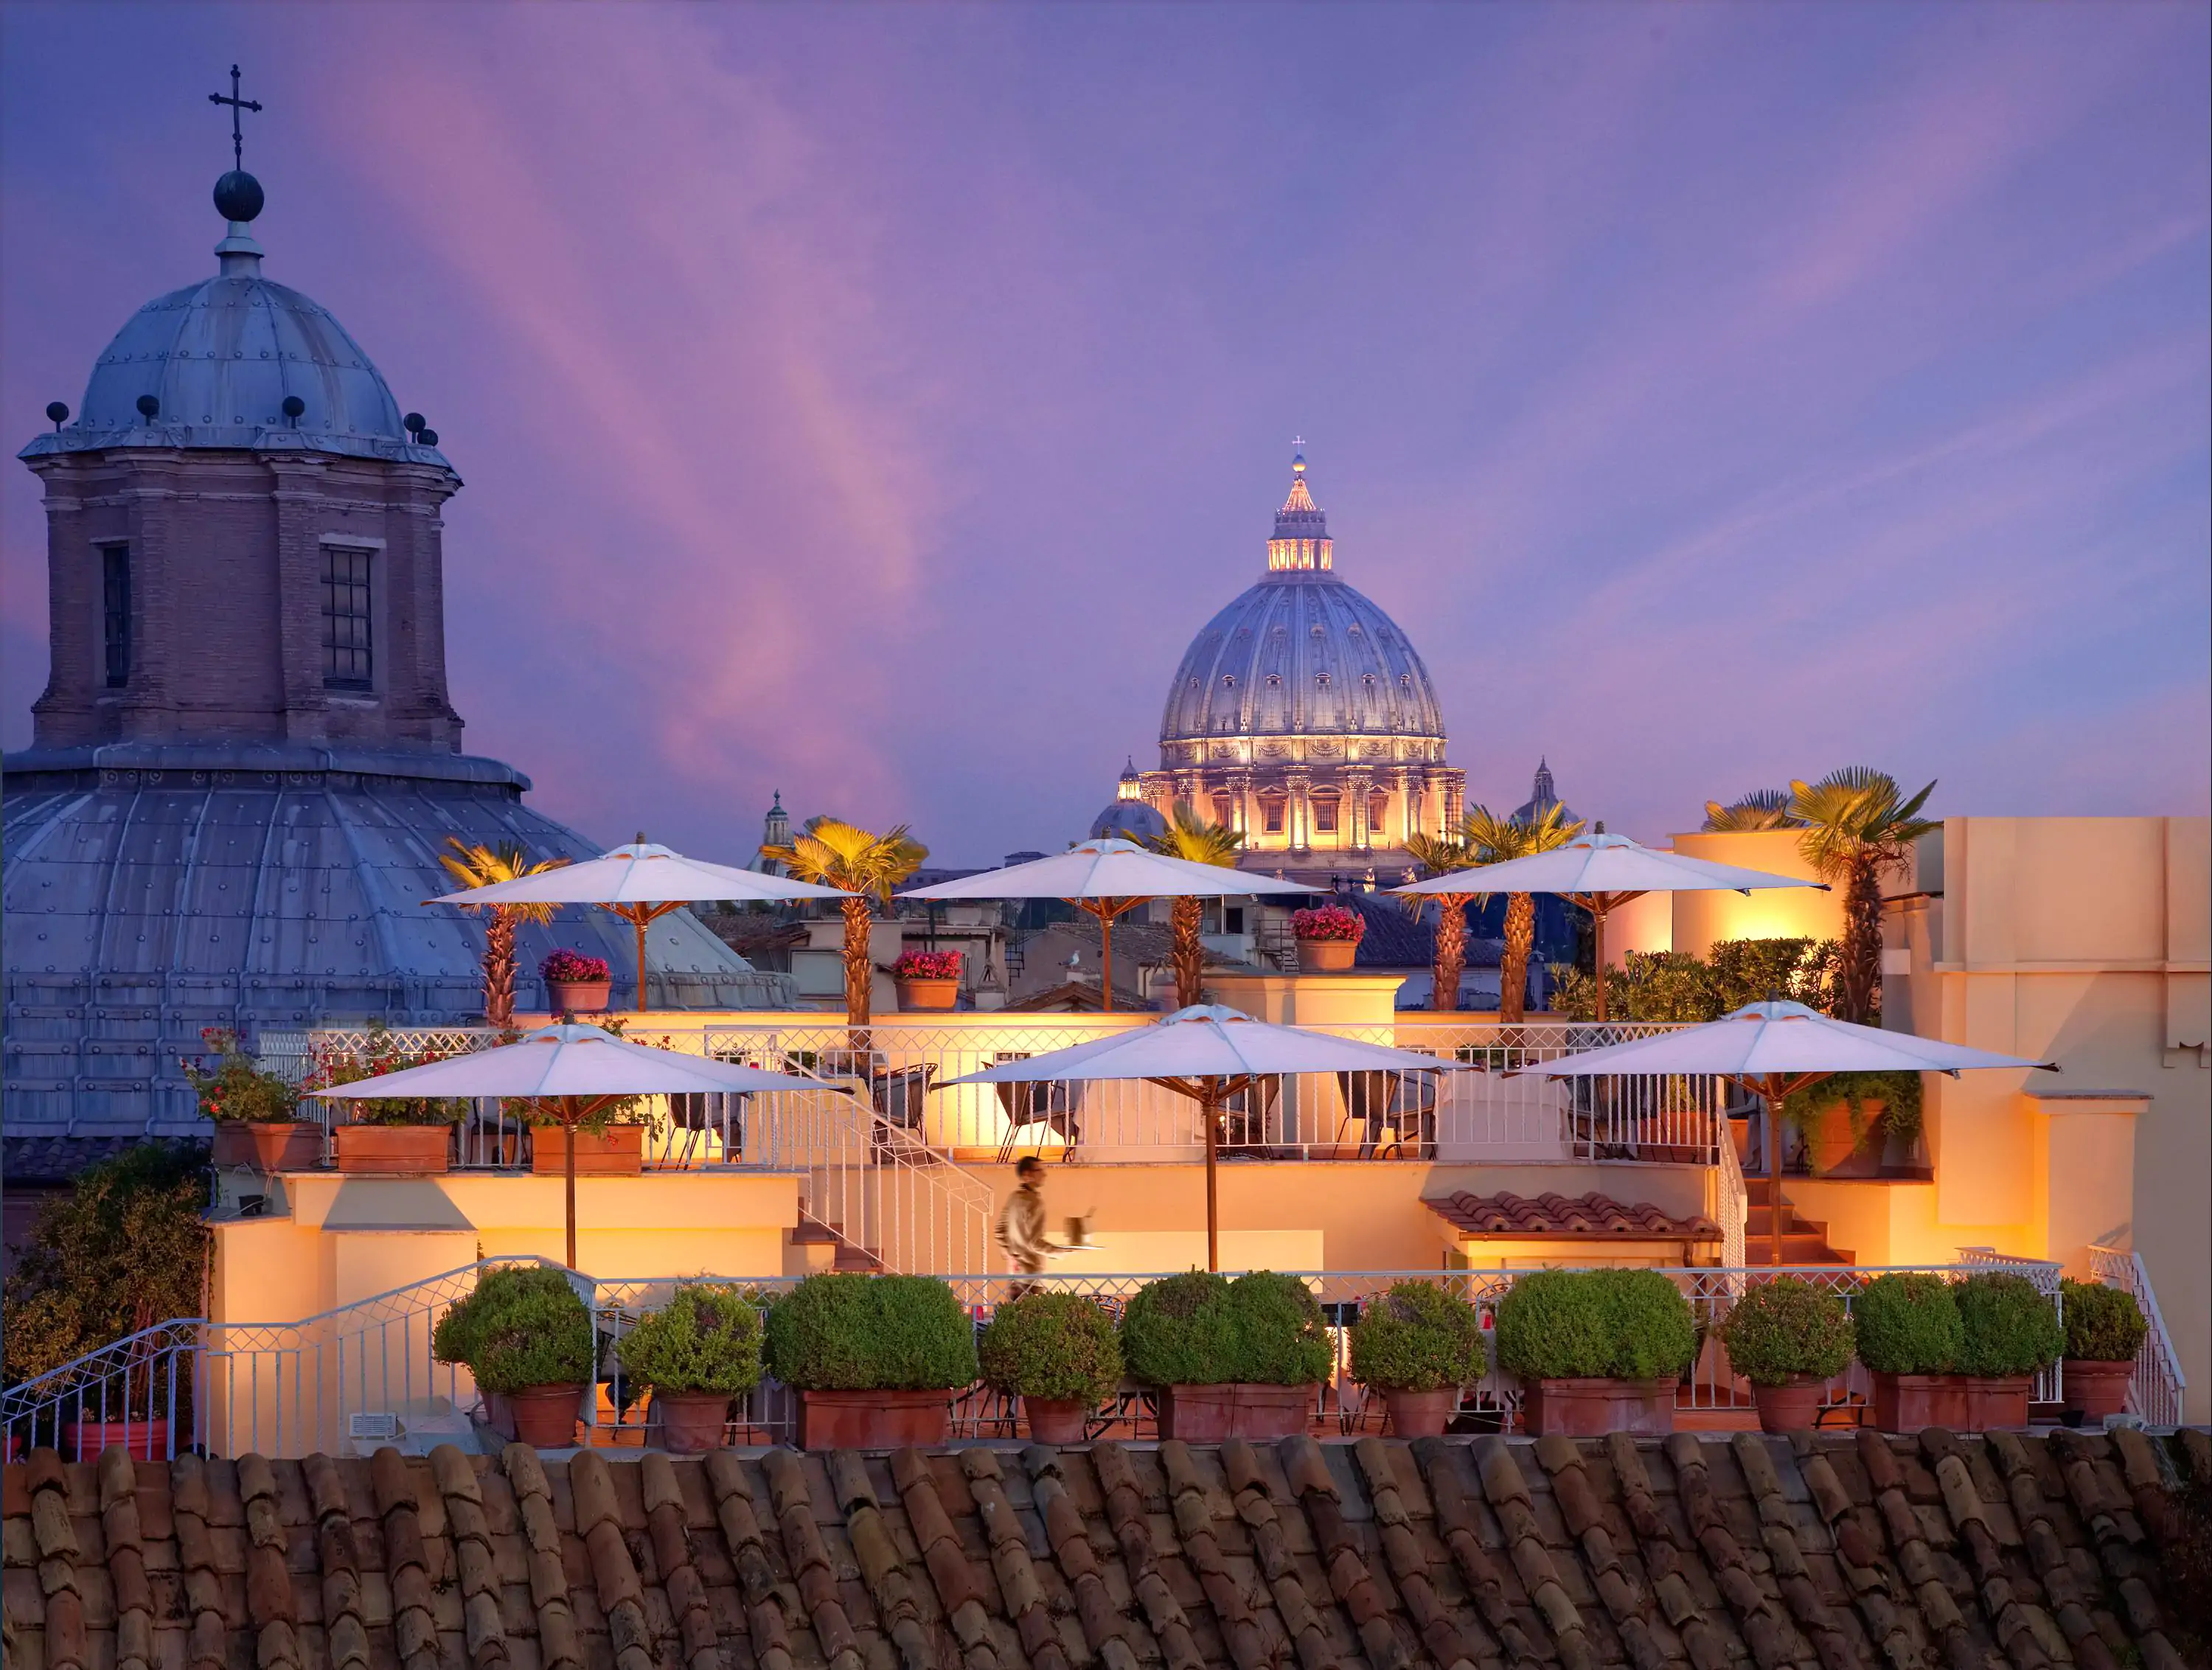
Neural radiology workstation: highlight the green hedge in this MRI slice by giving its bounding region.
[1493,1270,1696,1382]
[762,1273,978,1391]
[2059,1278,2147,1363]
[434,1266,594,1394]
[1349,1281,1484,1393]
[978,1291,1123,1402]
[1955,1273,2063,1377]
[1851,1273,1961,1375]
[1120,1270,1332,1387]
[617,1283,765,1394]
[1717,1278,1854,1388]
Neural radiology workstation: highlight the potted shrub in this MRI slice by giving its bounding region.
[1494,1269,1696,1436]
[763,1273,978,1449]
[1718,1277,1854,1432]
[1349,1281,1483,1438]
[978,1289,1122,1443]
[892,950,962,1011]
[185,1028,322,1171]
[1290,905,1364,973]
[1854,1273,1966,1431]
[434,1266,594,1448]
[1121,1270,1331,1440]
[617,1282,765,1452]
[1953,1272,2062,1430]
[541,948,613,1016]
[2057,1278,2146,1421]
[1781,1071,1921,1177]
[307,1023,467,1175]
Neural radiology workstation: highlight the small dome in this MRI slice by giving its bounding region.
[1090,798,1168,843]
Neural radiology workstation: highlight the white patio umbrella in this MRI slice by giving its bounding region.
[427,836,851,1013]
[939,1003,1470,1269]
[1517,999,2053,1262]
[1394,827,1824,1021]
[307,1023,824,1267]
[900,838,1312,1011]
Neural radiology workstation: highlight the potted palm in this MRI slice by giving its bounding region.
[617,1282,765,1452]
[1461,801,1582,1023]
[1717,1278,1854,1432]
[1495,1269,1696,1436]
[2057,1278,2146,1421]
[1121,1270,1330,1440]
[764,1273,978,1449]
[891,949,962,1011]
[1349,1281,1484,1437]
[541,949,613,1016]
[185,1028,322,1171]
[1148,804,1245,1007]
[1291,905,1364,973]
[1953,1272,2063,1430]
[310,1023,467,1175]
[434,1266,594,1449]
[439,838,568,1026]
[759,817,928,1031]
[1855,1273,1966,1431]
[978,1289,1122,1443]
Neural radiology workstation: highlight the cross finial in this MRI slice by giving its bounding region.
[209,64,262,172]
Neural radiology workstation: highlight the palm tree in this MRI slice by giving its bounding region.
[1701,790,1803,832]
[438,839,571,1026]
[761,817,928,1030]
[1790,769,1937,1023]
[1402,834,1477,1015]
[1463,802,1585,1023]
[1148,804,1245,1008]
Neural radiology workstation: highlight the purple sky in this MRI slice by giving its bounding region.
[5,4,2206,866]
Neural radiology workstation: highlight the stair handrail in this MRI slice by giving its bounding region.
[2087,1242,2187,1427]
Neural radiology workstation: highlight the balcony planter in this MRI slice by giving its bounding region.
[1801,1097,1885,1177]
[2061,1360,2133,1420]
[1717,1278,1854,1434]
[1295,940,1357,973]
[213,1121,325,1172]
[2058,1279,2146,1421]
[58,1418,173,1461]
[765,1273,978,1452]
[1749,1377,1827,1435]
[1495,1268,1697,1438]
[333,1124,452,1175]
[432,1266,594,1451]
[796,1388,950,1449]
[1156,1381,1314,1440]
[1122,1270,1332,1443]
[978,1290,1121,1446]
[546,978,613,1015]
[507,1384,583,1448]
[1520,1377,1675,1437]
[891,951,963,1012]
[894,978,959,1012]
[620,1284,762,1453]
[651,1391,734,1453]
[1290,905,1363,973]
[1349,1281,1483,1441]
[532,1124,645,1175]
[1868,1371,1963,1433]
[1021,1396,1091,1444]
[1380,1388,1457,1438]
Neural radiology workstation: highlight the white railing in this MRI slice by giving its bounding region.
[1716,1121,1748,1272]
[2087,1242,2187,1427]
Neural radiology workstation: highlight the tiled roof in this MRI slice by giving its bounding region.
[0,1136,170,1187]
[4,1428,2202,1670]
[1425,1191,1722,1239]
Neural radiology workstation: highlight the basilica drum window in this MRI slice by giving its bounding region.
[321,545,375,690]
[99,543,131,687]
[1312,793,1340,834]
[1261,796,1287,834]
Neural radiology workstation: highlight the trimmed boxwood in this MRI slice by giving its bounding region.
[434,1265,594,1394]
[1120,1270,1332,1388]
[762,1273,978,1392]
[1851,1273,1961,1375]
[978,1290,1123,1402]
[2059,1278,2148,1363]
[1493,1269,1696,1383]
[617,1283,765,1395]
[1717,1278,1854,1388]
[1349,1281,1484,1393]
[1955,1272,2063,1377]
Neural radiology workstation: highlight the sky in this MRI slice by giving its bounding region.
[3,4,2205,866]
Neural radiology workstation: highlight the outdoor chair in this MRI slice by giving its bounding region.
[669,1091,747,1166]
[462,1102,523,1169]
[992,1052,1084,1161]
[869,1064,939,1163]
[1218,1076,1280,1149]
[1335,1065,1441,1159]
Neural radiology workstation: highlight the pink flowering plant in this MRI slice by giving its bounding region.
[893,950,963,981]
[181,1026,302,1124]
[540,949,611,984]
[1291,905,1365,944]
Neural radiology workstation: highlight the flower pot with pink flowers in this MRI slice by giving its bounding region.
[892,949,962,1010]
[1291,904,1364,973]
[541,949,613,1016]
[186,1027,324,1172]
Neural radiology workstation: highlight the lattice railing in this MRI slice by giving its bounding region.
[2087,1242,2187,1427]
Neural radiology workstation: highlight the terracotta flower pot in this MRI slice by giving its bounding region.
[797,1388,952,1450]
[652,1390,734,1452]
[1959,1375,2031,1431]
[506,1384,582,1449]
[1381,1387,1457,1438]
[895,977,960,1011]
[1801,1098,1885,1177]
[333,1124,453,1175]
[1871,1371,1971,1433]
[1295,940,1357,973]
[1022,1396,1091,1444]
[2062,1359,2134,1421]
[1520,1378,1675,1437]
[531,1125,646,1175]
[1750,1377,1826,1434]
[1155,1382,1316,1441]
[213,1121,325,1172]
[58,1419,172,1462]
[546,978,612,1015]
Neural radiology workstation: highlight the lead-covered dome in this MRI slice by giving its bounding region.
[1160,456,1445,747]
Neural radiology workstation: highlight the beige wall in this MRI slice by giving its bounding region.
[1608,829,1845,962]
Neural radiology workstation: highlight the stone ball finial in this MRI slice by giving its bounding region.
[213,169,265,223]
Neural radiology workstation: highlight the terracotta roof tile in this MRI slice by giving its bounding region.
[1425,1190,1723,1240]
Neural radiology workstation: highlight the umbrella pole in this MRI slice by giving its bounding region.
[1764,1081,1784,1267]
[1203,1087,1219,1273]
[1592,905,1607,1024]
[633,913,650,1014]
[564,1102,579,1270]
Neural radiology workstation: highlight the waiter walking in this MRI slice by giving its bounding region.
[995,1155,1055,1293]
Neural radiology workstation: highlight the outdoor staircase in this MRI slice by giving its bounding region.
[1742,1177,1851,1266]
[791,1211,884,1273]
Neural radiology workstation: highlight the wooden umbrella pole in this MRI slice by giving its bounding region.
[634,914,649,1013]
[563,1099,579,1270]
[1203,1085,1220,1272]
[1592,905,1607,1023]
[1764,1082,1783,1267]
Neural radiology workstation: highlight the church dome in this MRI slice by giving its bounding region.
[1159,456,1445,750]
